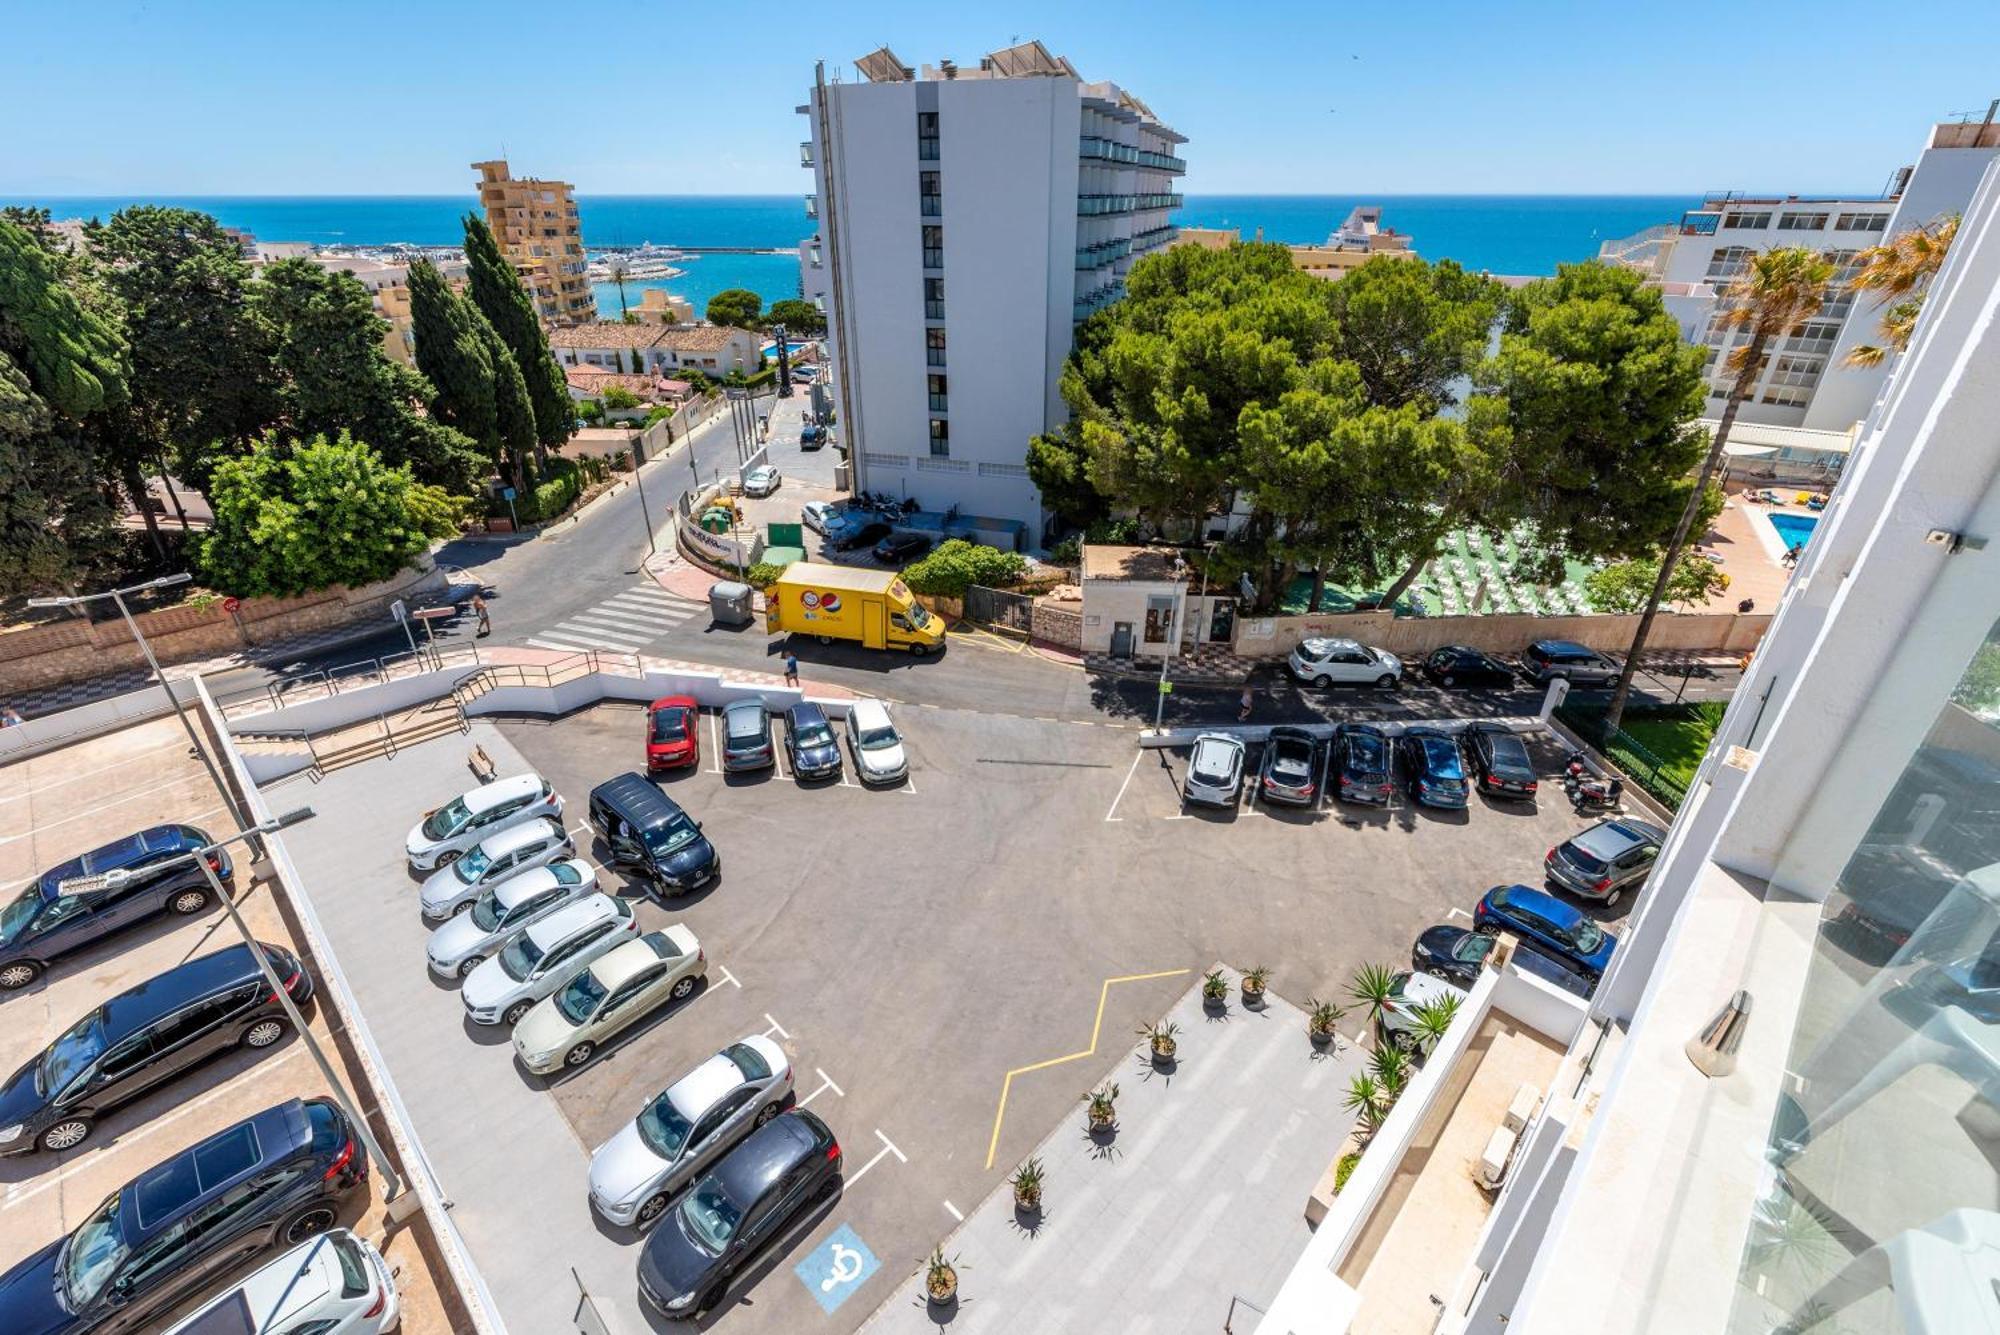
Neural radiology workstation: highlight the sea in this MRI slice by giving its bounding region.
[16,194,1699,319]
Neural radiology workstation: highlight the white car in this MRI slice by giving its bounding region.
[405,773,562,871]
[1377,969,1470,1050]
[418,818,573,922]
[1183,733,1246,807]
[462,894,641,1027]
[844,698,908,784]
[801,500,843,536]
[425,858,598,978]
[1287,636,1404,689]
[513,926,706,1074]
[159,1228,398,1335]
[741,465,781,497]
[587,1036,795,1226]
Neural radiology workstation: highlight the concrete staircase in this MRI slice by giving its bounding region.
[234,697,469,780]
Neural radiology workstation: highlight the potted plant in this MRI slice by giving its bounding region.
[1306,997,1346,1049]
[1410,993,1463,1057]
[1202,968,1229,1012]
[1084,1082,1119,1134]
[1241,965,1272,1009]
[1138,1019,1180,1066]
[1011,1156,1045,1214]
[925,1247,962,1307]
[1369,1042,1412,1100]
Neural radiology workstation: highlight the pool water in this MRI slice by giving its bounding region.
[1769,512,1820,552]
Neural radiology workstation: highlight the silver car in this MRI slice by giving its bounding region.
[160,1229,398,1335]
[844,698,908,784]
[1183,733,1246,807]
[426,858,597,978]
[418,818,573,922]
[741,465,781,497]
[405,772,563,871]
[461,894,640,1027]
[588,1035,794,1226]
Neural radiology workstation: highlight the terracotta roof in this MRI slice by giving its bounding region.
[563,366,685,400]
[654,325,754,352]
[546,322,664,350]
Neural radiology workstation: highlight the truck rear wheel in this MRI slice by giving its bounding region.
[817,635,834,646]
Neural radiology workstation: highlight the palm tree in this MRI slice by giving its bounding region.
[1410,993,1463,1055]
[1604,246,1837,731]
[1346,963,1402,1035]
[1368,1042,1412,1098]
[1844,214,1957,366]
[606,256,633,320]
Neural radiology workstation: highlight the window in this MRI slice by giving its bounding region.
[925,327,946,367]
[917,111,939,161]
[151,996,234,1052]
[921,224,943,269]
[1834,211,1888,232]
[1778,211,1831,230]
[928,374,948,412]
[1760,384,1812,407]
[1786,321,1841,355]
[923,277,945,320]
[1722,211,1773,229]
[928,419,949,457]
[1706,246,1754,281]
[919,171,941,218]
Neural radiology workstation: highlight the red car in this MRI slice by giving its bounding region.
[646,696,700,771]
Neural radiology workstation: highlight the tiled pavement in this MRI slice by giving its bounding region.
[1084,644,1262,685]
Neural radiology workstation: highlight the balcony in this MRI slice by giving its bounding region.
[1129,224,1177,255]
[799,141,815,168]
[804,194,818,219]
[924,300,945,320]
[1079,136,1186,174]
[920,195,942,219]
[1073,282,1124,320]
[1077,192,1183,217]
[1076,237,1132,271]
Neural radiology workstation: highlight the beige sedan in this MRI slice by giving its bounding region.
[512,925,706,1074]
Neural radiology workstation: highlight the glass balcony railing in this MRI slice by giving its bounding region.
[1077,193,1184,217]
[1079,136,1186,174]
[1076,237,1132,271]
[804,194,818,219]
[799,142,815,167]
[1073,281,1125,320]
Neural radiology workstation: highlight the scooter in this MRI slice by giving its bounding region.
[1565,771,1624,813]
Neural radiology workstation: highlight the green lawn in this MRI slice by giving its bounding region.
[1607,707,1722,796]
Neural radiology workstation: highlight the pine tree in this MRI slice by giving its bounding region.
[475,310,534,493]
[463,214,569,463]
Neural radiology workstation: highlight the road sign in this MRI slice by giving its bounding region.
[1158,680,1174,695]
[794,1223,879,1315]
[410,606,455,621]
[501,486,516,501]
[221,596,241,614]
[390,599,407,623]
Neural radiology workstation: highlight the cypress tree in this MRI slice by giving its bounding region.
[408,258,500,470]
[475,310,534,493]
[463,214,570,463]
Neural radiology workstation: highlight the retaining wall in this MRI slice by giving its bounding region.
[1233,607,1771,662]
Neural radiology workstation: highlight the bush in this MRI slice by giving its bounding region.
[902,539,1028,598]
[512,457,585,524]
[1045,535,1082,567]
[601,384,642,411]
[744,561,789,590]
[577,398,604,425]
[1333,1151,1361,1193]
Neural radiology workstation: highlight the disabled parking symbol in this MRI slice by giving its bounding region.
[796,1223,880,1314]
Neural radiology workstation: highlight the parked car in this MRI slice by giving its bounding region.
[800,500,842,536]
[872,533,930,566]
[425,858,597,979]
[1332,724,1394,805]
[1287,637,1402,689]
[831,520,891,553]
[647,696,700,773]
[783,703,843,782]
[1376,970,1469,1050]
[1410,924,1597,997]
[1463,723,1539,801]
[1545,817,1667,906]
[1257,727,1323,806]
[1520,639,1620,688]
[637,1109,842,1320]
[589,1036,795,1227]
[0,1098,367,1335]
[720,699,775,773]
[1474,884,1618,976]
[159,1228,399,1335]
[405,773,563,872]
[513,927,707,1074]
[0,826,229,992]
[741,465,781,497]
[1183,733,1247,807]
[844,698,909,784]
[1421,645,1519,690]
[0,942,310,1156]
[417,819,573,922]
[1398,727,1470,809]
[588,773,720,897]
[461,894,640,1028]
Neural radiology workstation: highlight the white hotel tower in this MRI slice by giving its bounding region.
[799,40,1187,546]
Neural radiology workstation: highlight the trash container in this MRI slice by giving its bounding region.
[708,581,755,627]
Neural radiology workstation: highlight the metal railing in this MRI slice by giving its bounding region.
[1555,700,1696,809]
[213,645,479,721]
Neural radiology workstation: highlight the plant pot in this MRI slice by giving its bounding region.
[1087,1109,1116,1135]
[1150,1039,1177,1067]
[1203,993,1227,1014]
[926,1270,958,1307]
[1310,1027,1335,1049]
[1242,983,1267,1010]
[1013,1188,1041,1215]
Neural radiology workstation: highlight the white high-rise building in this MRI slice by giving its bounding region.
[799,40,1186,545]
[1599,114,2000,434]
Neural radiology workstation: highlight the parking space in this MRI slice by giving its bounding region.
[0,717,454,1335]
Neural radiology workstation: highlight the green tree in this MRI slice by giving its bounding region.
[601,384,642,411]
[1846,214,1957,366]
[408,258,519,489]
[765,298,826,335]
[1026,421,1110,531]
[463,215,570,461]
[476,314,537,489]
[1954,642,2000,715]
[1585,556,1729,613]
[901,539,1027,598]
[1325,255,1503,413]
[705,287,762,329]
[198,431,462,597]
[1605,247,1835,730]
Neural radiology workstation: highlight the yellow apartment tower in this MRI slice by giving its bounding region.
[471,159,595,325]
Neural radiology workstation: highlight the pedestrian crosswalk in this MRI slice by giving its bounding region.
[526,584,703,654]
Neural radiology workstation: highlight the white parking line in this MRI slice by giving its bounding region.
[797,1067,846,1108]
[718,964,742,989]
[1446,906,1475,922]
[846,1128,907,1185]
[773,742,790,781]
[1104,750,1143,823]
[943,1200,964,1222]
[706,712,722,774]
[0,795,226,847]
[763,1012,791,1039]
[0,738,197,805]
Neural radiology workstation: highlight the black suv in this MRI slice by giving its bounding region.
[0,942,312,1156]
[873,533,931,566]
[0,826,230,992]
[783,703,843,781]
[1421,645,1518,690]
[0,1097,366,1334]
[638,1109,842,1319]
[589,773,721,897]
[1463,723,1540,801]
[1520,639,1620,687]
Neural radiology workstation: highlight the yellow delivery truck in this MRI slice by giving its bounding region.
[765,562,947,656]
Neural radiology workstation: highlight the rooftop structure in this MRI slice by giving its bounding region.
[1179,205,1418,278]
[472,158,594,326]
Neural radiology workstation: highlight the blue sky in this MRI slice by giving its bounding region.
[8,0,1999,196]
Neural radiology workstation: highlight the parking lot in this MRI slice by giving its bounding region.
[0,717,455,1334]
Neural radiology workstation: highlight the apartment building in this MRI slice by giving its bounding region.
[546,321,761,379]
[1600,115,2000,433]
[1257,153,2000,1335]
[1180,205,1418,278]
[799,40,1186,543]
[471,158,595,326]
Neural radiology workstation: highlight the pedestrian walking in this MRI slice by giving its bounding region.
[0,705,23,728]
[471,592,491,638]
[784,653,800,686]
[1238,681,1255,722]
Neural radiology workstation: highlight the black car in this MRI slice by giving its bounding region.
[0,943,312,1157]
[872,533,931,566]
[1544,817,1666,906]
[720,699,775,773]
[1520,639,1620,687]
[638,1109,842,1320]
[1421,645,1518,690]
[0,826,231,992]
[1410,924,1596,998]
[783,703,843,781]
[1257,727,1322,806]
[1398,728,1470,809]
[831,521,891,553]
[0,1097,366,1335]
[1463,723,1539,801]
[588,773,720,897]
[1333,724,1394,805]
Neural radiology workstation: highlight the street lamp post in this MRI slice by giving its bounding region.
[29,574,248,834]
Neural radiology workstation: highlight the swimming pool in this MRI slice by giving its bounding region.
[1769,511,1819,552]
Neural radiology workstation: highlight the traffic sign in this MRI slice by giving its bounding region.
[1158,680,1174,695]
[221,596,241,614]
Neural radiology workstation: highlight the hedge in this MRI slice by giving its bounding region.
[501,455,613,525]
[901,539,1027,598]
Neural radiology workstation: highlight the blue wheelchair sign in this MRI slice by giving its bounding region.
[794,1223,880,1315]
